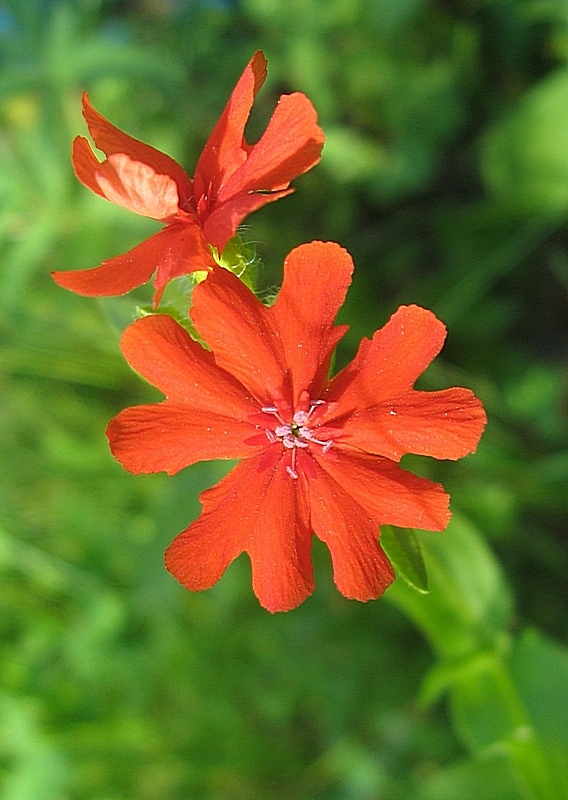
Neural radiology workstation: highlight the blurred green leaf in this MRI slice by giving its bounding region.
[0,693,70,800]
[449,652,554,799]
[509,629,568,796]
[444,630,568,800]
[481,66,568,212]
[419,752,528,800]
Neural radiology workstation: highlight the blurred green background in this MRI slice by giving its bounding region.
[1,1,567,798]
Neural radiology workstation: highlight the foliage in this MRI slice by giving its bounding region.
[1,0,567,798]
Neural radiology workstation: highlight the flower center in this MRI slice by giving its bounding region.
[261,399,333,479]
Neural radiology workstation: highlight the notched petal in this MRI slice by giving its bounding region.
[327,305,447,411]
[165,456,315,612]
[304,455,395,601]
[340,388,487,462]
[217,91,325,202]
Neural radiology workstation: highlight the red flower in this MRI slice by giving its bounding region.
[107,242,486,612]
[52,51,324,306]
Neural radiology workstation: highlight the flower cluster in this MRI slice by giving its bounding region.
[54,52,486,612]
[52,51,324,305]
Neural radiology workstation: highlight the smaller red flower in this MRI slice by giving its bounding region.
[107,242,487,613]
[52,51,324,306]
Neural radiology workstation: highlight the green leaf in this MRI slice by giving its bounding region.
[381,526,429,593]
[386,516,514,661]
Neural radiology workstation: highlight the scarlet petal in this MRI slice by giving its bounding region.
[51,233,161,297]
[194,51,268,198]
[51,224,209,302]
[111,313,262,471]
[107,402,258,475]
[269,242,352,404]
[301,452,395,601]
[312,448,451,532]
[202,188,292,253]
[150,222,216,306]
[72,136,107,198]
[217,92,325,203]
[165,455,315,613]
[248,455,315,612]
[340,388,487,461]
[94,153,180,221]
[327,305,447,412]
[119,314,259,414]
[80,91,193,208]
[165,461,251,594]
[191,267,287,403]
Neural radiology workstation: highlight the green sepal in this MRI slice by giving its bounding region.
[137,234,261,332]
[136,273,203,341]
[216,234,259,292]
[381,526,429,593]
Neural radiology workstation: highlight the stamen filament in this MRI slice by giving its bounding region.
[260,396,335,479]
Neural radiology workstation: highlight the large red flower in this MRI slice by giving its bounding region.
[107,242,486,612]
[52,51,324,306]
